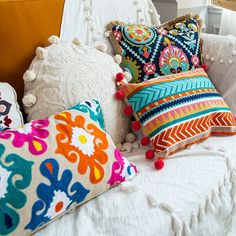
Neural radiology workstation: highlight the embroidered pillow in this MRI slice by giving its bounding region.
[107,14,203,83]
[0,99,137,235]
[0,83,23,132]
[116,69,236,162]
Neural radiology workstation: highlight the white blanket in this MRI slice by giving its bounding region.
[35,135,236,236]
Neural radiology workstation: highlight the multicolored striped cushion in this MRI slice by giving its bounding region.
[118,68,236,158]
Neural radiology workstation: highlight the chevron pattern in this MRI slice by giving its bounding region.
[120,69,236,158]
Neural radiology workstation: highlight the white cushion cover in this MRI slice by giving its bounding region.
[201,33,236,115]
[23,43,129,144]
[60,0,161,55]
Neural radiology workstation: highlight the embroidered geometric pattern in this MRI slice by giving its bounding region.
[119,69,236,157]
[107,14,202,83]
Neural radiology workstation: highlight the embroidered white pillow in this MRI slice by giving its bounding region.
[23,40,129,144]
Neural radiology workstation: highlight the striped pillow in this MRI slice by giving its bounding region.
[118,68,236,158]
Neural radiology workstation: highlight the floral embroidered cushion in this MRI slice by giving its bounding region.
[0,83,23,132]
[116,69,236,160]
[0,99,137,235]
[107,14,203,83]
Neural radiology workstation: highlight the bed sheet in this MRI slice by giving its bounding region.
[35,135,236,236]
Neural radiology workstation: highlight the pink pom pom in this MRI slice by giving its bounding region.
[115,90,125,100]
[123,105,133,116]
[131,121,141,131]
[201,64,209,72]
[145,149,155,160]
[116,72,125,82]
[141,136,150,146]
[154,159,164,170]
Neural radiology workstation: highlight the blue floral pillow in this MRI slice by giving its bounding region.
[107,14,203,83]
[0,99,137,235]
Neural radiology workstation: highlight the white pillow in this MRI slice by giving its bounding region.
[0,83,23,131]
[201,33,236,115]
[60,0,160,55]
[22,39,129,144]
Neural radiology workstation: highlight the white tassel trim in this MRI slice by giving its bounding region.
[198,205,205,222]
[23,70,36,82]
[48,35,60,44]
[72,38,83,46]
[183,221,191,236]
[113,54,122,64]
[104,31,110,37]
[22,94,37,107]
[124,71,132,82]
[190,213,198,231]
[35,47,48,60]
[205,198,216,214]
[95,44,107,53]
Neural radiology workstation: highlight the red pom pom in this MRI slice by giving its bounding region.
[145,149,155,160]
[131,121,141,131]
[115,90,125,100]
[116,72,125,82]
[201,64,209,72]
[123,105,133,116]
[141,136,150,146]
[154,159,164,170]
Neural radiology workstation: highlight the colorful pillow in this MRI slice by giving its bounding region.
[107,14,203,83]
[0,83,23,132]
[116,69,236,166]
[0,99,137,235]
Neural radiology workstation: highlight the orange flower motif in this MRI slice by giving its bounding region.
[55,112,109,184]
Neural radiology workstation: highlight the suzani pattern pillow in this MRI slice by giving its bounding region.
[107,14,203,83]
[0,83,23,131]
[117,68,236,158]
[0,99,137,236]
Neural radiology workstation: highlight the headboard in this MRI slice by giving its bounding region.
[0,0,65,114]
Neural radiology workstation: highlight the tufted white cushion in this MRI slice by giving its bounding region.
[60,0,160,55]
[201,33,236,115]
[23,39,129,144]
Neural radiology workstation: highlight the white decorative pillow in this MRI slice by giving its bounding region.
[60,0,160,55]
[0,83,23,131]
[201,33,236,115]
[23,38,129,144]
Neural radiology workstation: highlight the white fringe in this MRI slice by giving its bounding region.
[190,213,198,231]
[183,221,192,236]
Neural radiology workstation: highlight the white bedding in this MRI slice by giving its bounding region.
[35,135,236,236]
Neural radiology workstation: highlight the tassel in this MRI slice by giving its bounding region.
[212,189,221,211]
[205,198,216,214]
[198,205,205,222]
[146,194,157,207]
[224,205,236,235]
[190,213,198,231]
[183,221,191,236]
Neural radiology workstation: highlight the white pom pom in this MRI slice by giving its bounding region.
[124,71,132,82]
[48,35,60,44]
[146,195,157,207]
[232,50,236,56]
[23,70,36,82]
[104,31,110,37]
[122,142,133,153]
[72,38,82,46]
[148,9,154,14]
[132,141,140,149]
[210,57,215,62]
[220,59,224,64]
[120,181,138,193]
[36,47,48,60]
[114,54,122,64]
[95,44,107,53]
[205,54,210,60]
[125,132,136,143]
[22,94,37,107]
[116,143,123,151]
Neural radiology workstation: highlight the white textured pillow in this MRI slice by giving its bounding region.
[201,33,236,115]
[0,83,23,131]
[23,38,129,144]
[60,0,160,55]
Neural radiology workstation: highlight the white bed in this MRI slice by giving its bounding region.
[35,135,236,236]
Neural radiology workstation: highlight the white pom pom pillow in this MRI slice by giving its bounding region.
[23,36,130,144]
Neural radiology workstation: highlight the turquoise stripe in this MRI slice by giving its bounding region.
[148,107,230,138]
[128,76,214,112]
